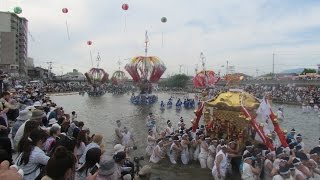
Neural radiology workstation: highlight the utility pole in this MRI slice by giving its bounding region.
[200,52,206,71]
[46,61,53,80]
[179,65,183,74]
[226,60,229,75]
[272,53,275,79]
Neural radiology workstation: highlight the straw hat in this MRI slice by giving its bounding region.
[30,110,45,120]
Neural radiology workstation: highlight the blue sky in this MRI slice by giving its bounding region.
[1,0,320,76]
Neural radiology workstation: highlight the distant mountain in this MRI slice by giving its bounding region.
[280,68,305,74]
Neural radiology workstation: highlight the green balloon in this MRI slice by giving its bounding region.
[14,7,22,14]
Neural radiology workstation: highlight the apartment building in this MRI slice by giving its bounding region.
[0,11,28,77]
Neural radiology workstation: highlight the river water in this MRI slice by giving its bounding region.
[51,92,320,180]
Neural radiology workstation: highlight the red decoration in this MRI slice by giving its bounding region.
[192,102,205,132]
[87,41,92,45]
[62,8,68,13]
[193,70,220,88]
[122,4,129,10]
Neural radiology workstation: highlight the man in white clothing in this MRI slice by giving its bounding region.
[114,120,123,144]
[212,144,228,180]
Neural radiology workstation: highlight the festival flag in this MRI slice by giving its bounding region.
[240,104,274,150]
[256,96,288,148]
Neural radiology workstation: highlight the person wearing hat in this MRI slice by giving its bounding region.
[296,134,305,151]
[212,143,228,180]
[287,129,296,142]
[95,156,121,180]
[11,110,30,138]
[135,165,152,180]
[33,101,42,109]
[13,109,45,149]
[272,166,291,180]
[241,153,261,180]
[113,144,126,155]
[146,129,156,156]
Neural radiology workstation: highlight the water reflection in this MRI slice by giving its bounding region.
[51,93,319,180]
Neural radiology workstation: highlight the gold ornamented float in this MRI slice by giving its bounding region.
[203,90,259,143]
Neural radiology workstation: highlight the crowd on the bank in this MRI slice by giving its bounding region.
[244,85,320,105]
[141,113,320,180]
[0,89,152,180]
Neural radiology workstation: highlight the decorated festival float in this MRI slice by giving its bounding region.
[125,31,166,105]
[192,71,288,150]
[109,60,129,95]
[84,53,109,96]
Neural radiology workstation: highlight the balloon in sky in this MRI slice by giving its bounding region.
[87,41,92,45]
[62,8,68,13]
[122,4,129,10]
[161,17,167,23]
[13,7,22,14]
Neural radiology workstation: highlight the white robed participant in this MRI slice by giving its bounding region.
[180,134,190,165]
[146,129,157,156]
[150,140,165,164]
[169,138,181,164]
[191,135,200,161]
[212,144,228,180]
[198,136,209,168]
[121,127,135,148]
[276,108,284,121]
[207,140,218,170]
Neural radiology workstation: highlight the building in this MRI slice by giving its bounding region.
[27,67,49,80]
[0,11,28,77]
[55,69,86,81]
[26,57,34,68]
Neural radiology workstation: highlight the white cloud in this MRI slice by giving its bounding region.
[2,0,320,76]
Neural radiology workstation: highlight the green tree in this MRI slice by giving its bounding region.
[163,74,190,88]
[300,68,316,75]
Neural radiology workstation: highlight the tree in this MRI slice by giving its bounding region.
[163,74,190,88]
[300,68,316,75]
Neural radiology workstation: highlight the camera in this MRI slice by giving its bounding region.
[134,156,144,164]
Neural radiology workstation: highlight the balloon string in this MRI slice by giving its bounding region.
[66,20,70,40]
[162,32,164,48]
[124,15,127,32]
[90,49,93,67]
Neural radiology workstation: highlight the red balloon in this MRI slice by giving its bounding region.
[62,8,68,13]
[87,41,92,45]
[122,4,129,10]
